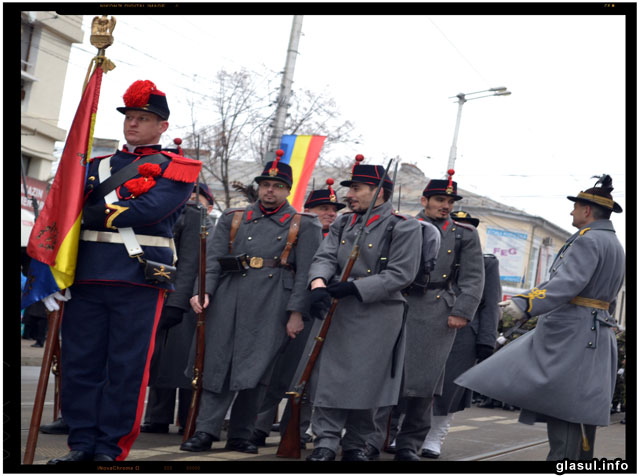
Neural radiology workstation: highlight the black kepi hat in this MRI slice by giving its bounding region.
[195,182,214,205]
[451,210,479,227]
[340,154,394,191]
[254,149,293,187]
[117,80,170,120]
[567,174,622,213]
[422,168,463,201]
[304,178,346,210]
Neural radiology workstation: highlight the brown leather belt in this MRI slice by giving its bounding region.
[247,257,281,269]
[570,296,610,310]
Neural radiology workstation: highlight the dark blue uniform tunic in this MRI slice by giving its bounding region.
[60,145,200,460]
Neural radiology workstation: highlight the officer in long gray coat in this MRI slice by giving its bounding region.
[376,172,485,461]
[421,212,500,458]
[141,184,215,435]
[305,156,422,462]
[456,175,625,461]
[179,153,322,454]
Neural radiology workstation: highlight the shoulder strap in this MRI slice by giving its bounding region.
[228,210,244,253]
[376,215,401,273]
[89,153,169,204]
[280,213,302,267]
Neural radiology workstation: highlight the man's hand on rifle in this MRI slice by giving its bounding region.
[190,293,210,314]
[286,311,304,339]
[42,290,72,312]
[326,281,362,301]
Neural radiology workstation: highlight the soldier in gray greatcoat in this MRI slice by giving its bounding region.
[250,180,346,448]
[305,156,422,462]
[141,183,215,435]
[179,154,322,454]
[373,173,485,461]
[456,175,625,461]
[421,212,500,458]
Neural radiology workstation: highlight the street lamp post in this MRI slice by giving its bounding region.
[446,86,511,173]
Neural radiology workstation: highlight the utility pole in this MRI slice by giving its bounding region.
[266,15,304,164]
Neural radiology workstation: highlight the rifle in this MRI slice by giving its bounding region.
[182,202,208,442]
[23,299,64,464]
[277,158,394,459]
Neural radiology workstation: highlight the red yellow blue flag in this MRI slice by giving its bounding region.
[278,135,326,211]
[21,67,104,309]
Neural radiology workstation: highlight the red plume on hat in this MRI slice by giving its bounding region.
[123,80,164,107]
[446,168,455,194]
[351,154,365,177]
[326,178,337,202]
[269,149,284,177]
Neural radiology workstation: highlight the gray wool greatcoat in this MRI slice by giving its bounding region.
[308,201,422,409]
[150,204,214,389]
[402,211,485,398]
[187,200,322,393]
[433,254,501,415]
[456,219,625,427]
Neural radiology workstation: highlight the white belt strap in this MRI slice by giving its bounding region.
[80,230,174,248]
[97,157,177,264]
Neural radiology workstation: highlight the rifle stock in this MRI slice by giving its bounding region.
[277,159,393,459]
[182,207,208,442]
[23,303,63,464]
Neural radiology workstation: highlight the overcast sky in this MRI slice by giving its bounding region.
[56,9,628,249]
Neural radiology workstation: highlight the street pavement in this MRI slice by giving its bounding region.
[14,337,629,471]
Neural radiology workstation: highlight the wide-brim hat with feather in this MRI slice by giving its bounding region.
[422,168,463,201]
[116,80,170,120]
[451,210,479,227]
[304,178,346,210]
[340,154,394,191]
[567,174,622,213]
[254,149,293,187]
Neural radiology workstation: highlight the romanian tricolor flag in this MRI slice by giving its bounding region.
[278,135,326,211]
[21,67,104,309]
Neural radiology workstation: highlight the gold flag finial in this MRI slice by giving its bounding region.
[90,15,116,50]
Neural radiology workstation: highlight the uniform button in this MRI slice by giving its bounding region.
[452,227,456,231]
[368,244,373,248]
[277,236,282,240]
[436,295,441,299]
[367,269,371,273]
[447,249,452,254]
[254,220,258,223]
[588,342,593,346]
[591,327,596,331]
[248,237,252,240]
[442,274,447,279]
[242,273,247,277]
[88,176,96,181]
[105,209,110,214]
[273,256,278,259]
[552,268,556,272]
[341,240,346,244]
[268,274,273,278]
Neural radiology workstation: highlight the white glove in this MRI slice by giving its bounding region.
[42,290,72,312]
[498,299,525,321]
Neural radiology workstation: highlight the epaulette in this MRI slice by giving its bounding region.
[224,207,245,215]
[579,227,591,236]
[453,220,477,231]
[160,151,202,183]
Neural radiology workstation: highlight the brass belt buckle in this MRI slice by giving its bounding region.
[249,256,264,269]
